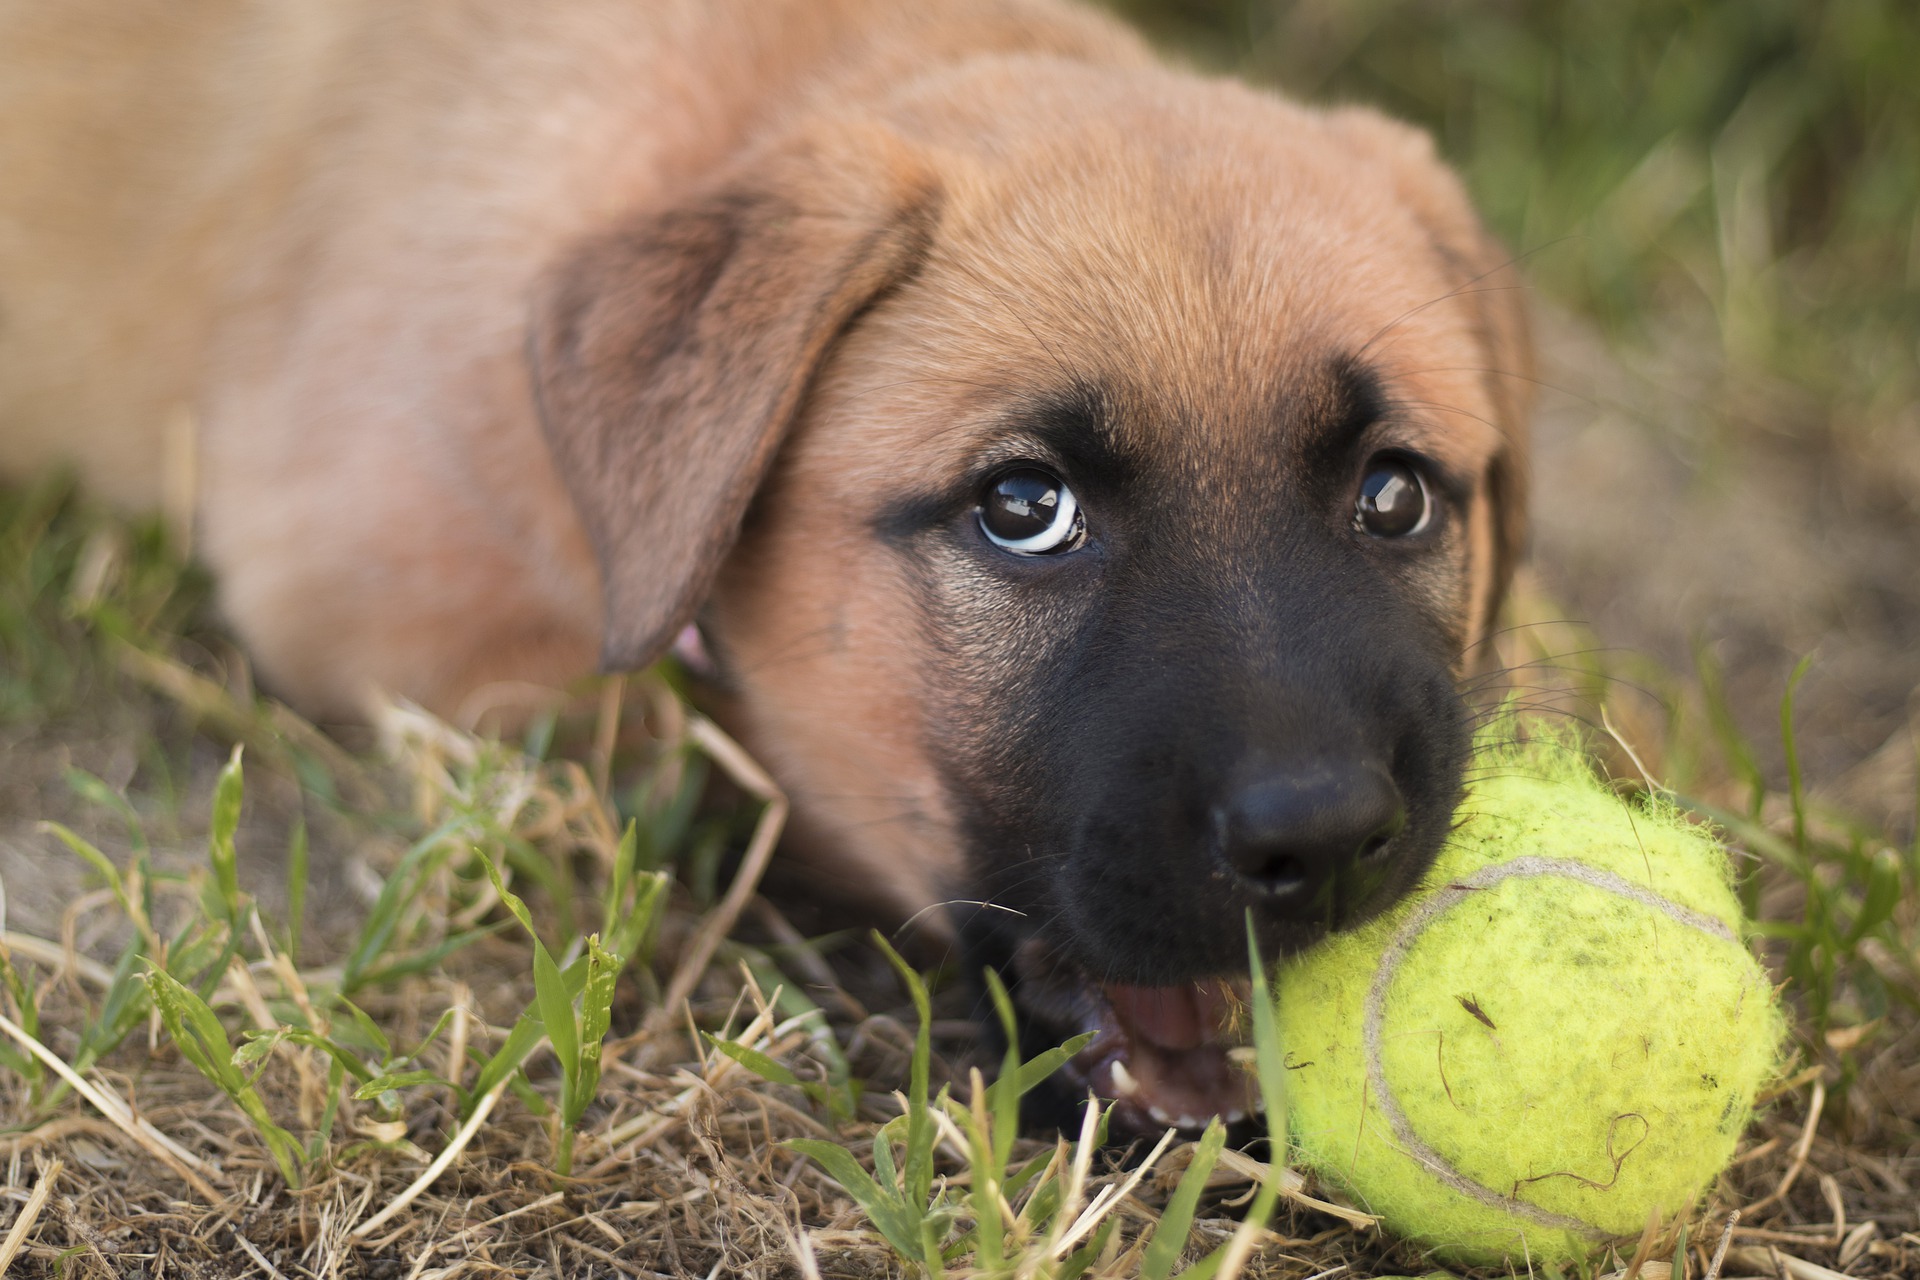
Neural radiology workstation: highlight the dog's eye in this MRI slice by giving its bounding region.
[1354,456,1431,538]
[978,468,1086,554]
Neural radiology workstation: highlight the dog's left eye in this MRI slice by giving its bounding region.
[978,467,1086,554]
[1354,456,1432,538]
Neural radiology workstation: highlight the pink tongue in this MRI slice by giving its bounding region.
[1103,984,1215,1051]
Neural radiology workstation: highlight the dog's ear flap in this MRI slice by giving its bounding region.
[529,128,940,672]
[1325,109,1535,642]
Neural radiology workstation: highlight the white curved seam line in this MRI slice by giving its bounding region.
[1361,856,1736,1234]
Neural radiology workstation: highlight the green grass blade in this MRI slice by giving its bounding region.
[1141,1119,1227,1280]
[340,818,462,991]
[310,1057,346,1165]
[339,998,392,1061]
[1244,917,1287,1154]
[351,922,509,991]
[0,947,43,1093]
[1780,654,1814,854]
[466,1013,544,1118]
[466,956,587,1121]
[531,939,577,1074]
[1057,1216,1120,1280]
[735,956,860,1122]
[60,769,149,858]
[1001,1148,1051,1207]
[353,1069,447,1100]
[68,942,146,1077]
[39,822,124,905]
[502,832,579,942]
[569,936,619,1129]
[147,966,305,1186]
[1694,641,1767,820]
[1174,1174,1279,1280]
[870,1114,902,1192]
[208,745,245,924]
[232,1028,287,1071]
[1013,1032,1096,1097]
[787,1138,926,1259]
[605,820,638,936]
[605,868,670,966]
[705,1035,803,1088]
[984,967,1023,1173]
[285,814,308,960]
[1846,848,1904,946]
[871,932,935,1208]
[479,843,542,944]
[145,967,241,1091]
[272,1029,377,1084]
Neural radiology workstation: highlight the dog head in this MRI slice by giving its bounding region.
[531,60,1532,1132]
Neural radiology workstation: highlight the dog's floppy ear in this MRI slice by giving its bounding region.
[529,126,940,671]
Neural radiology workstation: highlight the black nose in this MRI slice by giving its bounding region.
[1213,762,1406,908]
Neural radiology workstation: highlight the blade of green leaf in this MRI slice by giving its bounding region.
[705,1035,802,1089]
[39,822,124,903]
[1245,915,1287,1153]
[341,818,462,990]
[339,998,392,1060]
[531,940,577,1082]
[787,1139,926,1260]
[60,769,149,858]
[208,745,245,924]
[353,1069,448,1100]
[1014,1032,1097,1097]
[872,932,935,1208]
[1846,848,1903,945]
[984,967,1023,1175]
[466,1013,544,1119]
[1141,1120,1228,1280]
[605,821,638,936]
[285,814,308,960]
[1057,1217,1120,1280]
[1780,653,1814,854]
[572,935,619,1126]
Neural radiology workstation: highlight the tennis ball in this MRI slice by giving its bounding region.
[1276,728,1786,1268]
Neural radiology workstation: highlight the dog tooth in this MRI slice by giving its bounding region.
[1147,1103,1176,1126]
[1176,1114,1200,1130]
[1108,1060,1139,1097]
[1224,1109,1247,1124]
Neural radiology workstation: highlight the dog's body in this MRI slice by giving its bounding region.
[1,0,1530,1130]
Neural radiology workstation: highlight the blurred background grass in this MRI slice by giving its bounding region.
[1106,0,1920,429]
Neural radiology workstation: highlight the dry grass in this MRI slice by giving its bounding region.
[0,476,1916,1280]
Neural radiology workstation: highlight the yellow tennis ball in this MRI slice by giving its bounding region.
[1276,729,1786,1268]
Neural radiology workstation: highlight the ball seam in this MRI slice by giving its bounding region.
[1359,855,1738,1235]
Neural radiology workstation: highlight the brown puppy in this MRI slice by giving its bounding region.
[0,0,1530,1131]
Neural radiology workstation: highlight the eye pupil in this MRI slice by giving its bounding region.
[979,468,1084,554]
[1356,459,1430,538]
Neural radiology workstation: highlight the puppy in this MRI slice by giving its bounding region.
[0,0,1530,1132]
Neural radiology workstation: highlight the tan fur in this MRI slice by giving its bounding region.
[0,0,1530,916]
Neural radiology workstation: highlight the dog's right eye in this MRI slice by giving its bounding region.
[978,468,1086,554]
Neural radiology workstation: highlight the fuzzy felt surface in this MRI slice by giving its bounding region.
[1275,729,1787,1267]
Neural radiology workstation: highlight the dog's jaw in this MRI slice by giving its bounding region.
[1003,937,1258,1132]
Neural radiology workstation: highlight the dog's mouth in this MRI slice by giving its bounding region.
[1007,939,1256,1134]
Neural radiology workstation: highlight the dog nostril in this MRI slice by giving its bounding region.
[1357,804,1405,861]
[1243,853,1308,895]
